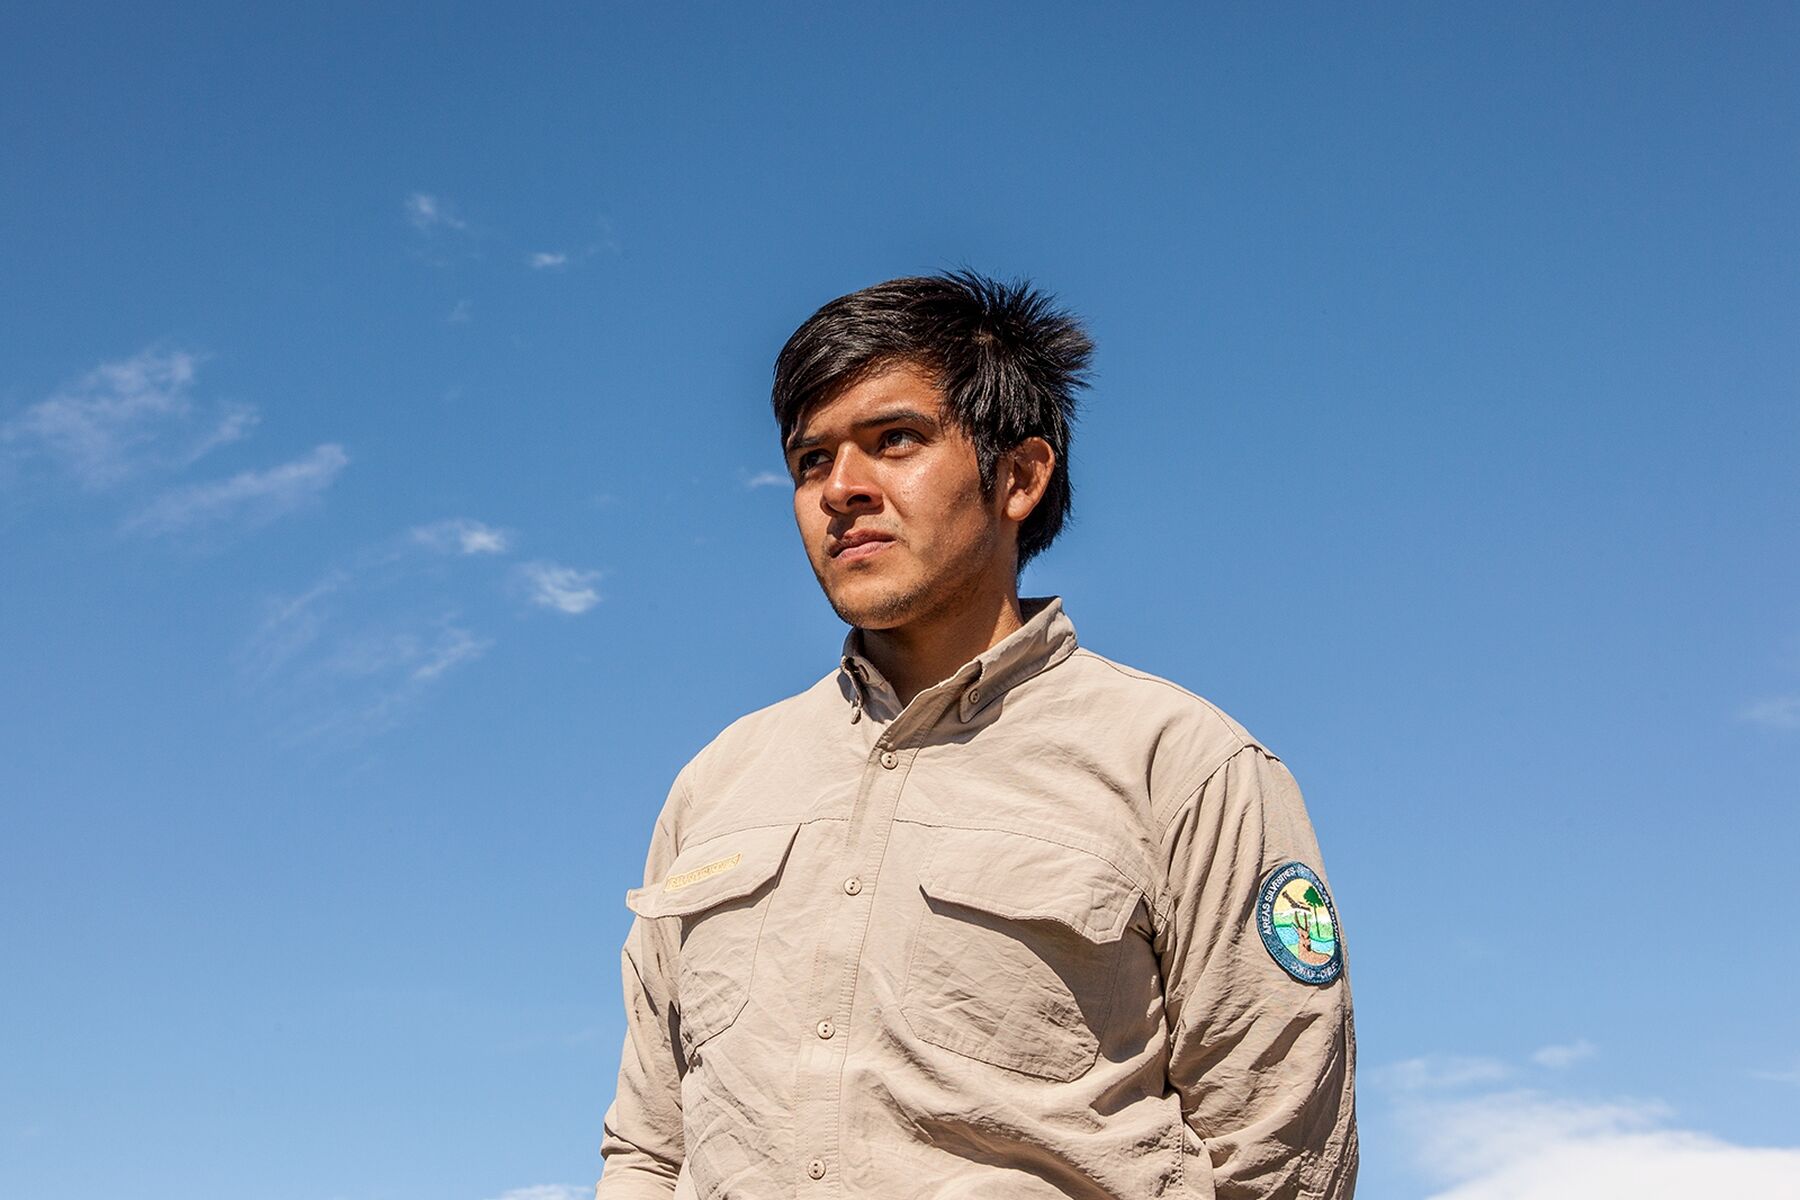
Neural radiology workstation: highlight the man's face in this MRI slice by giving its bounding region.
[785,362,1010,630]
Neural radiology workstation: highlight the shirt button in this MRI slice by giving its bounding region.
[807,1159,827,1180]
[816,1018,835,1040]
[842,876,862,895]
[967,686,980,704]
[880,750,899,769]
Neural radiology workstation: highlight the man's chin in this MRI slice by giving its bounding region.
[822,578,927,631]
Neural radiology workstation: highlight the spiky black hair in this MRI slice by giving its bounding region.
[771,269,1094,572]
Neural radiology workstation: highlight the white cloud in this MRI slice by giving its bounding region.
[1377,1055,1511,1092]
[324,624,489,737]
[242,528,591,744]
[242,571,348,682]
[1740,696,1800,730]
[1531,1040,1597,1069]
[179,404,260,465]
[448,298,473,324]
[125,443,347,535]
[528,251,569,269]
[265,611,491,744]
[405,191,467,232]
[411,518,510,556]
[320,621,489,684]
[412,625,489,680]
[1752,1060,1800,1086]
[1384,1053,1800,1200]
[3,347,254,489]
[1413,1092,1800,1200]
[243,543,498,744]
[483,1187,587,1200]
[745,470,789,489]
[521,561,601,615]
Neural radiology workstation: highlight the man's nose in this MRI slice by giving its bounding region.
[822,444,881,512]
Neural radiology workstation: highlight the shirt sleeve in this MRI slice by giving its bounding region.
[596,779,690,1199]
[1156,744,1358,1200]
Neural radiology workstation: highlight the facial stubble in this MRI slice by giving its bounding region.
[812,516,1003,633]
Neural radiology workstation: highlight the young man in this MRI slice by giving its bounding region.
[596,271,1357,1199]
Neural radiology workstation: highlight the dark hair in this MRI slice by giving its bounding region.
[772,269,1093,573]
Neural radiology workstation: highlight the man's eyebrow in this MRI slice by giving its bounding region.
[785,407,941,454]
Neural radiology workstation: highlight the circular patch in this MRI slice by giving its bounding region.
[1255,861,1343,985]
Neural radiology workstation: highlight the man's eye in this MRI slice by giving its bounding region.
[881,429,920,448]
[796,452,828,474]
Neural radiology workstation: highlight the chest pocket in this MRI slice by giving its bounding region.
[626,823,800,1056]
[900,827,1145,1083]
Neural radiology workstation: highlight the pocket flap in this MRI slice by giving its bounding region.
[916,828,1141,943]
[626,823,801,919]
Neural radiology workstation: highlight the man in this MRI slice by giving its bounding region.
[597,271,1356,1199]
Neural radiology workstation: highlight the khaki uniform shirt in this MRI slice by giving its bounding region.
[597,596,1356,1200]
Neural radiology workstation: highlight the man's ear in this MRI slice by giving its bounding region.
[1001,437,1056,523]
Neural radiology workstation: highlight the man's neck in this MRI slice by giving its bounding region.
[859,588,1024,709]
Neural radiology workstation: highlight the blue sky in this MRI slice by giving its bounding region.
[3,5,1797,1198]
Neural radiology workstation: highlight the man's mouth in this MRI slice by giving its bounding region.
[830,531,896,560]
[836,539,891,562]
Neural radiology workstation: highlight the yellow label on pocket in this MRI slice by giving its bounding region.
[664,852,742,891]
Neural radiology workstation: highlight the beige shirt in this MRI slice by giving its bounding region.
[597,596,1356,1200]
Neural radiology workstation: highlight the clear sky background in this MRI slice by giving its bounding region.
[3,5,1796,1199]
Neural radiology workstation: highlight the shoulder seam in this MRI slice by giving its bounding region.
[1155,741,1266,842]
[1070,648,1253,734]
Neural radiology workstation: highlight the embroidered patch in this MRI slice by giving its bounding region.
[1255,861,1343,985]
[664,852,742,892]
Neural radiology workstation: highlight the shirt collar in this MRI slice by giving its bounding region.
[837,595,1078,725]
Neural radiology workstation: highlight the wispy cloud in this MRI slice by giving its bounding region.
[321,620,490,685]
[1376,1055,1511,1092]
[1740,696,1800,730]
[520,561,601,614]
[301,616,491,740]
[1531,1039,1597,1069]
[241,570,349,683]
[241,518,553,743]
[405,191,467,233]
[403,197,616,281]
[1752,1059,1800,1086]
[246,569,492,745]
[745,470,789,489]
[482,1187,587,1200]
[2,347,254,489]
[413,625,488,680]
[590,212,621,255]
[180,405,260,465]
[448,299,473,324]
[125,443,347,536]
[1383,1051,1800,1200]
[411,518,510,556]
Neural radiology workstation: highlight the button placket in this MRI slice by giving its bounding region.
[790,688,956,1197]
